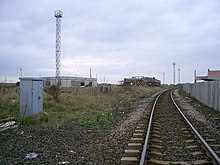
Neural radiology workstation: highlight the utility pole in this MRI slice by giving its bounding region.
[20,68,22,77]
[178,68,180,84]
[163,72,165,85]
[194,69,197,83]
[173,62,176,85]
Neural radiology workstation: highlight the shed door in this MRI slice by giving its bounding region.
[20,80,32,117]
[32,80,43,115]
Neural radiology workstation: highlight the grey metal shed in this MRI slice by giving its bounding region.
[19,77,43,117]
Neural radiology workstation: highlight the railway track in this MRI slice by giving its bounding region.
[121,89,220,165]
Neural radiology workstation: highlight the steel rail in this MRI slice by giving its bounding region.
[139,90,167,165]
[171,89,220,165]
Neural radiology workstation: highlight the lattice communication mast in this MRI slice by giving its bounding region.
[54,10,63,77]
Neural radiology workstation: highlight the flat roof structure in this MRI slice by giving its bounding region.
[42,76,97,88]
[196,69,220,81]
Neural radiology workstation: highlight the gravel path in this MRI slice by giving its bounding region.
[0,97,153,165]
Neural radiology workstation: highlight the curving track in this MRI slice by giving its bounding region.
[121,89,220,165]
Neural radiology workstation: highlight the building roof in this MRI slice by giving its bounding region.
[196,76,208,81]
[196,69,220,81]
[208,70,220,76]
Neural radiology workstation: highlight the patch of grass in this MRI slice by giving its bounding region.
[0,84,162,128]
[77,112,113,129]
[179,88,189,97]
[19,113,49,126]
[0,85,20,120]
[42,86,162,128]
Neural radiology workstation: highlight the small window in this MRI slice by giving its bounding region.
[81,82,85,86]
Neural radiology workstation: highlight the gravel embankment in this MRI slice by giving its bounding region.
[173,89,220,157]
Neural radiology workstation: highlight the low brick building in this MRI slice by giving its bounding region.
[43,76,97,88]
[196,69,220,81]
[120,76,161,86]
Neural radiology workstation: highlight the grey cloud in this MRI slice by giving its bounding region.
[1,0,220,83]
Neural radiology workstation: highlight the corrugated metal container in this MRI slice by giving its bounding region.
[19,77,43,117]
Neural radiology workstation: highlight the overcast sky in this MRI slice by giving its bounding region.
[0,0,220,84]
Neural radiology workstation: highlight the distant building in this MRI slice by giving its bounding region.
[120,76,161,86]
[196,69,220,81]
[43,76,97,88]
[207,70,220,80]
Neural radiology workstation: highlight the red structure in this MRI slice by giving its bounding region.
[196,69,220,81]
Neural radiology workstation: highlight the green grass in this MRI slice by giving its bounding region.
[0,85,20,119]
[0,84,162,128]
